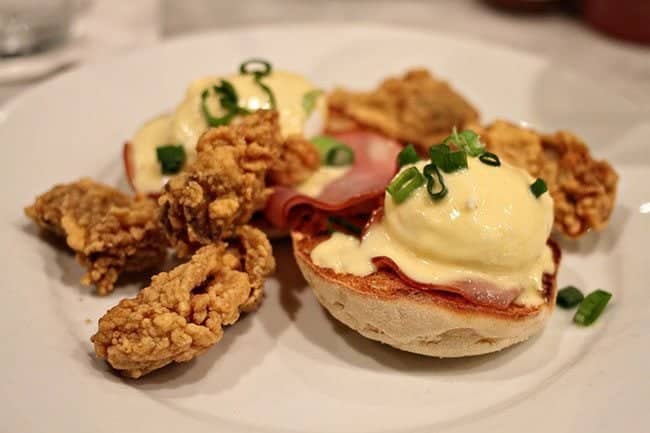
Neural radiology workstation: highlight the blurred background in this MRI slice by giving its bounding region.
[0,0,648,107]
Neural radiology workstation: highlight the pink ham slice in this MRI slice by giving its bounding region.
[371,256,521,309]
[264,130,402,228]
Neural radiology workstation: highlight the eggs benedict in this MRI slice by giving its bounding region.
[125,59,327,195]
[292,131,561,357]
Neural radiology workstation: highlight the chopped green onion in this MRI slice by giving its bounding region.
[327,216,362,236]
[429,143,467,173]
[201,80,250,127]
[239,58,276,109]
[557,286,584,309]
[457,130,485,157]
[443,150,468,172]
[386,166,425,204]
[156,144,186,174]
[239,59,272,77]
[311,136,351,164]
[201,88,231,127]
[397,144,419,168]
[325,145,355,166]
[429,143,450,166]
[478,151,501,167]
[443,128,485,157]
[423,163,447,200]
[302,89,323,115]
[530,178,548,198]
[254,79,277,109]
[574,289,612,326]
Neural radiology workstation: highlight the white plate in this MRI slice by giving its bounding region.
[1,24,648,433]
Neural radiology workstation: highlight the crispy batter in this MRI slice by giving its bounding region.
[159,111,282,257]
[267,133,321,187]
[483,121,618,238]
[25,178,167,294]
[327,69,480,152]
[91,225,275,378]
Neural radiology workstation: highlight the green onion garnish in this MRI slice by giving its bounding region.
[327,216,362,236]
[429,143,467,173]
[239,59,272,76]
[156,144,186,174]
[311,135,353,165]
[386,166,425,204]
[530,178,548,198]
[443,128,485,157]
[429,143,450,166]
[444,150,468,172]
[397,144,419,168]
[201,80,250,127]
[201,88,231,127]
[574,289,612,326]
[423,163,447,200]
[478,151,501,167]
[302,89,322,115]
[325,145,355,166]
[239,58,276,109]
[557,286,584,309]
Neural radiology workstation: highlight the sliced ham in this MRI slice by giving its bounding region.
[264,130,401,228]
[371,256,521,309]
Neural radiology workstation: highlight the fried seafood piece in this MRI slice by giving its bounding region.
[327,69,480,151]
[159,111,282,257]
[267,133,321,187]
[25,178,167,294]
[91,225,275,378]
[482,121,618,238]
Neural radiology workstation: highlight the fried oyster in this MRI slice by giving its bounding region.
[159,111,282,257]
[25,178,167,294]
[267,133,321,187]
[482,120,618,238]
[327,68,480,152]
[91,225,274,378]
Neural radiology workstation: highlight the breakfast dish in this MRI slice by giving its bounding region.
[25,178,167,294]
[24,59,619,373]
[292,132,561,356]
[6,26,645,433]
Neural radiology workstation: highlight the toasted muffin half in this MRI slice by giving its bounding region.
[292,231,561,357]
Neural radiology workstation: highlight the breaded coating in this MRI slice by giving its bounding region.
[483,121,618,238]
[159,111,282,257]
[327,69,480,152]
[267,133,321,187]
[91,225,275,378]
[25,178,167,294]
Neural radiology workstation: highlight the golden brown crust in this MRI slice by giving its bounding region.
[483,120,618,238]
[327,69,480,152]
[91,225,275,378]
[292,231,559,320]
[267,133,321,187]
[159,111,282,257]
[25,178,167,294]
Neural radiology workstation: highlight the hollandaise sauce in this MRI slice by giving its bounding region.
[130,65,326,194]
[311,156,555,307]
